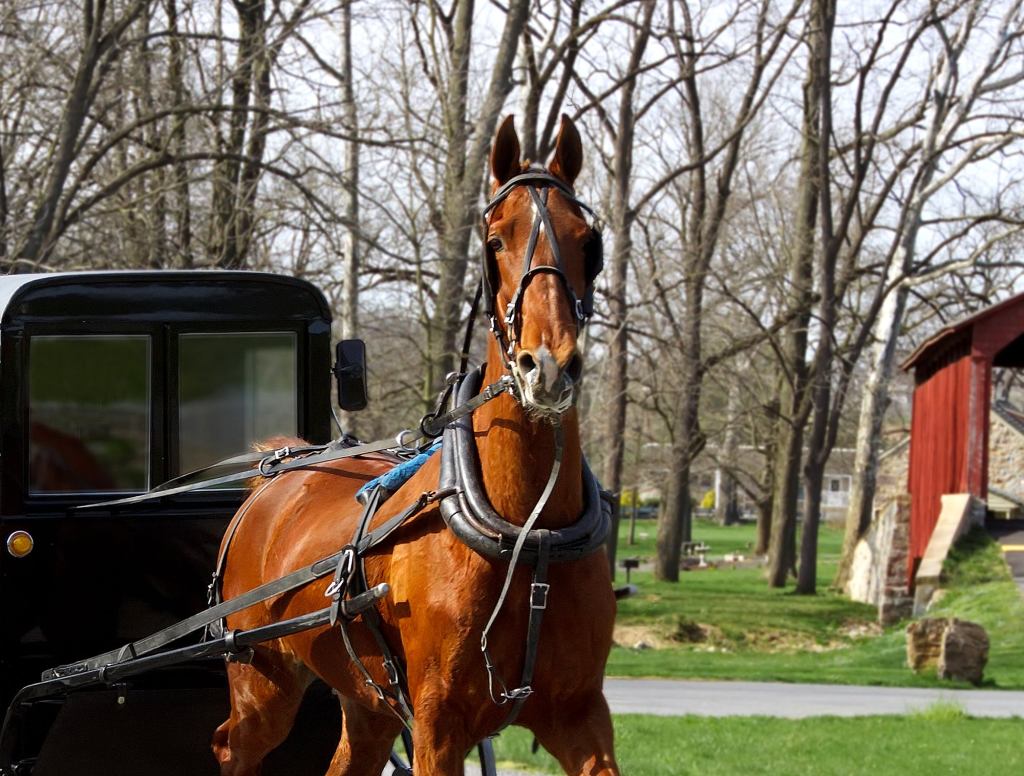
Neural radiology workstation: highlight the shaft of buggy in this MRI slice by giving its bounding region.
[0,583,389,773]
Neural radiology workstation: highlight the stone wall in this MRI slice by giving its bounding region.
[876,436,908,496]
[988,405,1024,502]
[847,494,912,624]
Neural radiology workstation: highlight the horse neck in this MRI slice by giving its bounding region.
[472,345,584,529]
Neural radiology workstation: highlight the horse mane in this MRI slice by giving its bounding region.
[246,435,309,489]
[253,435,308,453]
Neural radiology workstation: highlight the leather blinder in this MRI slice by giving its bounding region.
[482,242,501,319]
[580,228,604,318]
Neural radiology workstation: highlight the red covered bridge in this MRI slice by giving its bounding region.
[902,292,1024,584]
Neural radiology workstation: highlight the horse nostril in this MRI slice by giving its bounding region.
[565,352,583,383]
[517,351,537,374]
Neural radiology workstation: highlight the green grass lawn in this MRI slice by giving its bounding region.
[608,519,1024,689]
[491,710,1024,775]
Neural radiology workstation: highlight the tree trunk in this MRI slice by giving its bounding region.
[755,492,773,556]
[835,281,909,589]
[717,380,741,526]
[0,133,8,262]
[211,0,263,268]
[166,0,192,266]
[768,410,803,585]
[600,116,636,573]
[797,461,825,593]
[656,269,705,581]
[796,0,836,596]
[754,393,780,555]
[657,456,691,582]
[425,0,529,399]
[834,16,959,587]
[338,0,361,434]
[767,7,821,587]
[597,0,653,575]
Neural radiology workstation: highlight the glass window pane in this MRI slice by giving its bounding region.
[29,336,151,492]
[178,332,297,474]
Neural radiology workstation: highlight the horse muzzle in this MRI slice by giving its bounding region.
[511,346,581,419]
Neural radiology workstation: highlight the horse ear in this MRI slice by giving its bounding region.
[490,115,521,185]
[548,114,582,186]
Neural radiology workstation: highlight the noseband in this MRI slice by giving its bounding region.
[482,171,602,372]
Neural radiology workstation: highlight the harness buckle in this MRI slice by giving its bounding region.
[395,428,421,453]
[503,685,533,701]
[258,454,279,477]
[383,658,401,687]
[530,582,550,610]
[324,548,356,599]
[574,298,587,322]
[365,678,386,700]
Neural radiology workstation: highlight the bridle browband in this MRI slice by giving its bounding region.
[482,170,603,372]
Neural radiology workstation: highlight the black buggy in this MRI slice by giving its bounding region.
[0,271,488,775]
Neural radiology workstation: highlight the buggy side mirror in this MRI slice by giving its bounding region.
[334,339,368,411]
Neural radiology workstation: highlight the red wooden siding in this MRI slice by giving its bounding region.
[907,345,971,580]
[903,293,1024,589]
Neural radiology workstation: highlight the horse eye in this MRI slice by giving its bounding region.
[487,237,503,252]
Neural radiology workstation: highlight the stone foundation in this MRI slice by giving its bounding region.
[847,494,912,624]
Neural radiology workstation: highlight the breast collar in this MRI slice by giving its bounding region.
[437,367,612,565]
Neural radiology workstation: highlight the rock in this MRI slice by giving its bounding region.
[906,618,947,671]
[939,619,989,685]
[906,617,989,684]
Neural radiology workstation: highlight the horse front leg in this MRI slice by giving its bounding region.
[405,703,473,776]
[325,695,403,776]
[213,650,311,776]
[531,692,620,776]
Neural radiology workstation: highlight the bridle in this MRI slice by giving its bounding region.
[481,170,604,376]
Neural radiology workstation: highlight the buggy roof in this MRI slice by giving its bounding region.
[0,271,330,336]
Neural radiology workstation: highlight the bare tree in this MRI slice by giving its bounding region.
[655,0,802,582]
[10,0,153,270]
[419,0,530,397]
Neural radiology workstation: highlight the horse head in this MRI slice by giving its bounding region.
[483,114,603,420]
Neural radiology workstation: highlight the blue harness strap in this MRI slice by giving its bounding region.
[356,440,442,501]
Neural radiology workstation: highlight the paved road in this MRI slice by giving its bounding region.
[603,678,1024,718]
[990,518,1024,595]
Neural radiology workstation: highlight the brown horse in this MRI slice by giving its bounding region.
[212,115,619,776]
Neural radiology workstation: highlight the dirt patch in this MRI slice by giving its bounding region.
[613,624,675,650]
[733,629,857,653]
[840,620,882,639]
[616,619,882,654]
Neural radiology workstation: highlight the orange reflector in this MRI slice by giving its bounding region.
[6,530,34,558]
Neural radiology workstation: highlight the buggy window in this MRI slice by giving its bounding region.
[29,336,151,492]
[178,332,297,474]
